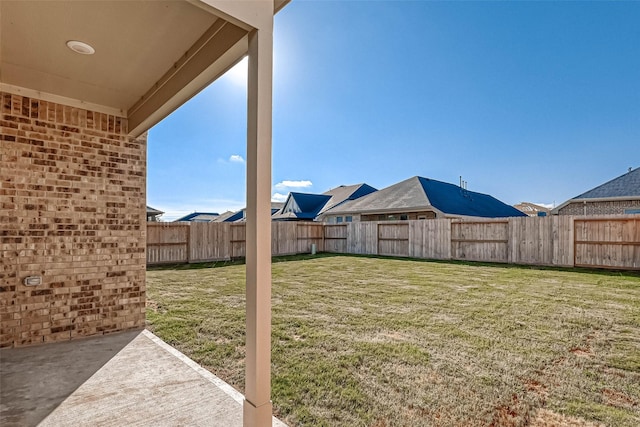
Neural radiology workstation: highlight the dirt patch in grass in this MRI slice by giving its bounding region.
[146,255,640,426]
[531,408,604,427]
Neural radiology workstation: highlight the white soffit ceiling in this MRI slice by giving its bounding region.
[0,0,239,113]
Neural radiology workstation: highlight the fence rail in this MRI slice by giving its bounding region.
[147,216,639,270]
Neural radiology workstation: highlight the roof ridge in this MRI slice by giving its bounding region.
[416,177,431,205]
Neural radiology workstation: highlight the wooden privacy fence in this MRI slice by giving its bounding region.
[147,221,324,265]
[147,216,639,270]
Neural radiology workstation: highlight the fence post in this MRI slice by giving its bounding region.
[185,223,190,264]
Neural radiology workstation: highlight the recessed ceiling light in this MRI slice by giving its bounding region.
[66,40,95,55]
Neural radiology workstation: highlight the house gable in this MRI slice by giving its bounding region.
[274,192,331,220]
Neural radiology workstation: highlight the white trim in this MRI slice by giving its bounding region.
[0,83,126,117]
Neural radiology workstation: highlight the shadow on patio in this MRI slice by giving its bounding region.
[0,330,286,427]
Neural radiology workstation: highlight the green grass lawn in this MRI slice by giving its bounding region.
[146,254,640,427]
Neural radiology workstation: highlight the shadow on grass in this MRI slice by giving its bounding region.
[147,252,640,278]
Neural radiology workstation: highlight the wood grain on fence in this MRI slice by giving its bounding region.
[451,220,509,263]
[347,222,378,255]
[323,224,347,253]
[552,215,574,267]
[189,222,230,262]
[574,216,639,269]
[509,216,553,265]
[147,223,189,264]
[147,216,639,270]
[230,224,246,259]
[408,219,451,260]
[378,222,409,257]
[296,222,324,254]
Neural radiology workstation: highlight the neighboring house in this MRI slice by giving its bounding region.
[514,202,551,217]
[272,183,377,221]
[271,202,285,216]
[272,193,332,221]
[320,183,378,214]
[216,203,285,222]
[552,167,640,216]
[214,210,241,222]
[146,206,164,222]
[320,176,526,223]
[174,212,219,222]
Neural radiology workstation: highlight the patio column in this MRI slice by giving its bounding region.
[244,21,274,427]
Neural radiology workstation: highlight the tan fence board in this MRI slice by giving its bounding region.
[230,224,246,259]
[189,222,231,262]
[323,224,347,253]
[347,222,378,255]
[147,215,639,270]
[296,222,324,254]
[575,216,639,269]
[147,223,189,264]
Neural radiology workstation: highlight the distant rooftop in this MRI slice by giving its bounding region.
[173,212,219,222]
[574,167,640,199]
[327,176,525,218]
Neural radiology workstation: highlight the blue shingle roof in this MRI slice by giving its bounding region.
[326,176,525,218]
[346,183,377,201]
[418,177,526,218]
[222,211,244,222]
[287,193,332,219]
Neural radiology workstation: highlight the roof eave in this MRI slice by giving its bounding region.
[551,195,640,214]
[322,205,437,217]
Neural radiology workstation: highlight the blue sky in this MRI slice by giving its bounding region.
[148,1,640,221]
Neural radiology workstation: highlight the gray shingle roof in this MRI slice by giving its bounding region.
[574,167,640,199]
[328,177,430,214]
[326,176,525,218]
[146,206,164,215]
[319,183,377,214]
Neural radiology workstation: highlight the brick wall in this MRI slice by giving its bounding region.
[557,199,640,216]
[0,92,146,347]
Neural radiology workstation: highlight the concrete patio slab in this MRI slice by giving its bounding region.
[0,329,286,427]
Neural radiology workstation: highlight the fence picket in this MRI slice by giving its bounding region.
[147,216,639,270]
